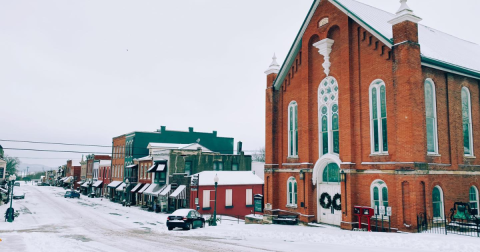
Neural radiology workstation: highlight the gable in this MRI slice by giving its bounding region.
[273,0,480,90]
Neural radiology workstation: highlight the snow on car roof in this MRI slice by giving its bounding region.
[171,209,193,216]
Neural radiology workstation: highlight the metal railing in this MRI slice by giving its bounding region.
[417,212,480,238]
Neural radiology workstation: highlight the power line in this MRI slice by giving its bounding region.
[0,139,110,148]
[3,148,110,155]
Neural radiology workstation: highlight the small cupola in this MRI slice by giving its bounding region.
[388,0,422,26]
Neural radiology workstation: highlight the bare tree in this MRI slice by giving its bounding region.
[4,155,20,175]
[252,147,265,162]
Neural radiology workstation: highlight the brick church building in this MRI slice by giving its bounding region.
[264,0,480,232]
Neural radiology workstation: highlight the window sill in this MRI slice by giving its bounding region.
[464,156,476,159]
[370,153,389,157]
[225,206,234,209]
[286,204,297,209]
[287,156,299,159]
[427,153,441,157]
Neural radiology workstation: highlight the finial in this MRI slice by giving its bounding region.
[264,53,280,75]
[388,0,421,25]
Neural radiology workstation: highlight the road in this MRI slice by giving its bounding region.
[1,184,480,252]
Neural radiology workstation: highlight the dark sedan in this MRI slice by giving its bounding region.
[166,209,205,231]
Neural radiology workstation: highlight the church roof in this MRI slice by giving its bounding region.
[273,0,480,89]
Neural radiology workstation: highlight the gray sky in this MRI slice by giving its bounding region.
[1,0,479,168]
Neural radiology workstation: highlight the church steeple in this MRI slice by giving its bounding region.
[264,54,280,75]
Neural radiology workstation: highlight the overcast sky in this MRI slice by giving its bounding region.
[1,0,479,169]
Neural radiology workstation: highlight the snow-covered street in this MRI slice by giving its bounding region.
[0,184,479,252]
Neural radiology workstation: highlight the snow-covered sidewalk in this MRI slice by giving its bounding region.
[1,184,480,252]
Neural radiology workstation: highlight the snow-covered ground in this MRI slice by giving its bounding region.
[1,183,479,252]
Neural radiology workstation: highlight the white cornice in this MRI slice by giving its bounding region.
[313,38,335,76]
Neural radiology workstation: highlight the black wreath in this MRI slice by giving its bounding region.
[319,192,332,209]
[332,193,342,211]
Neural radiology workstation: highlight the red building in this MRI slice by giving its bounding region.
[99,160,111,196]
[66,160,81,189]
[190,171,264,217]
[265,0,480,232]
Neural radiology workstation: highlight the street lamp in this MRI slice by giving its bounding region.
[6,174,17,222]
[125,178,130,206]
[212,174,219,226]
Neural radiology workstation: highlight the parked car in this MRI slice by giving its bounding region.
[13,191,25,200]
[14,182,20,186]
[64,190,80,199]
[166,209,205,231]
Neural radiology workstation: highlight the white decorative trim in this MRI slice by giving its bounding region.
[265,54,280,75]
[313,38,335,76]
[462,87,475,157]
[425,78,439,155]
[312,154,342,185]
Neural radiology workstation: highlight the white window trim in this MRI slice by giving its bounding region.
[462,87,475,157]
[433,185,445,220]
[370,179,388,219]
[225,189,233,207]
[288,101,298,158]
[286,177,297,208]
[470,186,479,217]
[203,190,210,208]
[425,78,439,155]
[246,189,253,206]
[369,80,389,155]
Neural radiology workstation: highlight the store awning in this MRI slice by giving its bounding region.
[0,187,7,193]
[147,163,166,173]
[77,181,85,185]
[64,177,73,183]
[143,183,160,196]
[169,185,186,199]
[115,182,126,192]
[92,181,103,188]
[107,181,122,188]
[126,164,138,169]
[81,181,91,188]
[137,183,150,194]
[159,184,172,197]
[130,183,143,193]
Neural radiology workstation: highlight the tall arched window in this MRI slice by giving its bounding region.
[370,80,388,154]
[425,79,438,154]
[371,180,388,211]
[287,177,297,207]
[432,186,444,219]
[462,87,474,156]
[318,77,339,156]
[470,186,479,216]
[288,101,298,157]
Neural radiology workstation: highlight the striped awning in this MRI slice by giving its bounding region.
[137,183,150,194]
[169,185,186,199]
[158,184,172,198]
[130,183,143,193]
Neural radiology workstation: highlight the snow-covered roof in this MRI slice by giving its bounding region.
[192,171,264,186]
[148,142,212,152]
[107,181,122,188]
[135,156,153,161]
[274,0,480,90]
[92,180,103,187]
[138,183,151,194]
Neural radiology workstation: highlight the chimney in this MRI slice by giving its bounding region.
[388,0,422,44]
[160,126,166,133]
[212,131,217,137]
[237,141,243,155]
[188,127,194,133]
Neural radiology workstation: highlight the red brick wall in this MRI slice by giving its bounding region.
[112,136,126,182]
[265,0,480,232]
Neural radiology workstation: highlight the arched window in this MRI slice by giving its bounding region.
[425,79,438,154]
[318,76,339,156]
[370,80,388,154]
[371,180,388,211]
[432,186,444,219]
[287,177,297,207]
[462,87,474,156]
[288,101,298,157]
[470,186,479,216]
[322,163,340,183]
